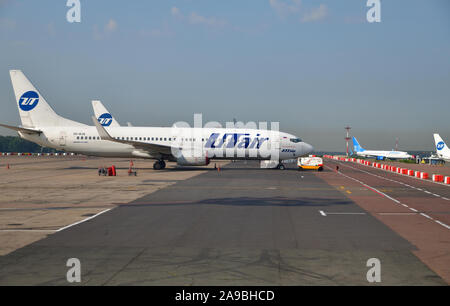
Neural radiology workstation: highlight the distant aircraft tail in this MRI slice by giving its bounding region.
[352,137,365,152]
[9,70,85,128]
[92,100,121,127]
[433,133,450,157]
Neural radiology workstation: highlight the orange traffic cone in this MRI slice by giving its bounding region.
[6,164,10,169]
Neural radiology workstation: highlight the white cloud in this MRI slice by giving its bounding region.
[269,0,328,23]
[188,12,227,27]
[269,0,302,18]
[140,22,173,38]
[171,7,227,29]
[301,4,328,23]
[171,6,181,17]
[93,19,118,40]
[105,19,118,33]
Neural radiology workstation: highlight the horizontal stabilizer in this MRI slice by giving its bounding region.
[0,123,42,135]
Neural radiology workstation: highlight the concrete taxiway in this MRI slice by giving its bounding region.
[0,157,448,285]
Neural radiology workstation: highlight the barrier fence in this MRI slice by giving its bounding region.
[323,155,450,185]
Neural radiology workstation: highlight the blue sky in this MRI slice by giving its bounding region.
[0,0,449,151]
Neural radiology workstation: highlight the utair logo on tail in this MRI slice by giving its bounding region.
[98,113,113,127]
[437,141,445,151]
[19,91,39,111]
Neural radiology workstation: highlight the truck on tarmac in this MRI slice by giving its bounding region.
[298,156,323,171]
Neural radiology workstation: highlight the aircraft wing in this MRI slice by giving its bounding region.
[91,116,173,156]
[0,123,42,135]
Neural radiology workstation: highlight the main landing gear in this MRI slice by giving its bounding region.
[153,160,166,170]
[277,163,286,170]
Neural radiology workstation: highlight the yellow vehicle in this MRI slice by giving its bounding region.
[298,156,323,171]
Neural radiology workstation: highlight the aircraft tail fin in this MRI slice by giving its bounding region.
[92,100,121,127]
[352,137,365,152]
[9,70,86,128]
[434,133,450,157]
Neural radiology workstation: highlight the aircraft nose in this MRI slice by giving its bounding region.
[302,142,314,155]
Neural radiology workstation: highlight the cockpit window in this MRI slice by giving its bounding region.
[290,138,302,143]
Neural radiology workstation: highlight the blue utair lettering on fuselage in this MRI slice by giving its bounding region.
[98,113,113,127]
[205,133,269,149]
[282,149,296,153]
[437,141,445,151]
[19,91,39,111]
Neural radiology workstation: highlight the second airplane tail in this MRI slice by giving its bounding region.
[352,137,365,153]
[92,100,121,127]
[433,133,450,157]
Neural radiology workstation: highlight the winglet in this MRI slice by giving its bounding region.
[92,116,113,141]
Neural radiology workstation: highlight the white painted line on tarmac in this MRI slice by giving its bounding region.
[420,213,432,219]
[378,213,417,215]
[319,210,327,216]
[56,208,113,232]
[325,164,450,231]
[338,162,449,201]
[326,212,366,215]
[0,229,56,232]
[435,220,450,230]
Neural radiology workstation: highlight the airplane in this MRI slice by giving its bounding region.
[433,133,450,161]
[352,136,412,160]
[92,100,121,127]
[0,70,314,170]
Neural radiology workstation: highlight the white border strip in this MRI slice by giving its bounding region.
[56,208,112,232]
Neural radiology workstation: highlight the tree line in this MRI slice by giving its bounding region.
[0,136,55,153]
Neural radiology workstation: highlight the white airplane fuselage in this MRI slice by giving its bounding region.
[356,150,412,159]
[19,126,313,161]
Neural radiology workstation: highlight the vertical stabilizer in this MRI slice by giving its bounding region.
[433,133,450,158]
[92,100,121,127]
[352,137,365,152]
[9,70,86,128]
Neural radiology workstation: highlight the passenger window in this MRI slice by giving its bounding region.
[164,138,167,141]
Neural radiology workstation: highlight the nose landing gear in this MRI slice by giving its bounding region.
[153,160,166,170]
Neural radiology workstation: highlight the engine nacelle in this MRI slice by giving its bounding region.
[176,155,210,166]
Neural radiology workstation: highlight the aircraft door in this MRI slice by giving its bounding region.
[59,131,67,147]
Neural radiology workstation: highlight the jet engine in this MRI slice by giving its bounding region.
[172,148,210,166]
[176,155,210,166]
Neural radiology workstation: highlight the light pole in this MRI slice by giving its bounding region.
[345,126,351,157]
